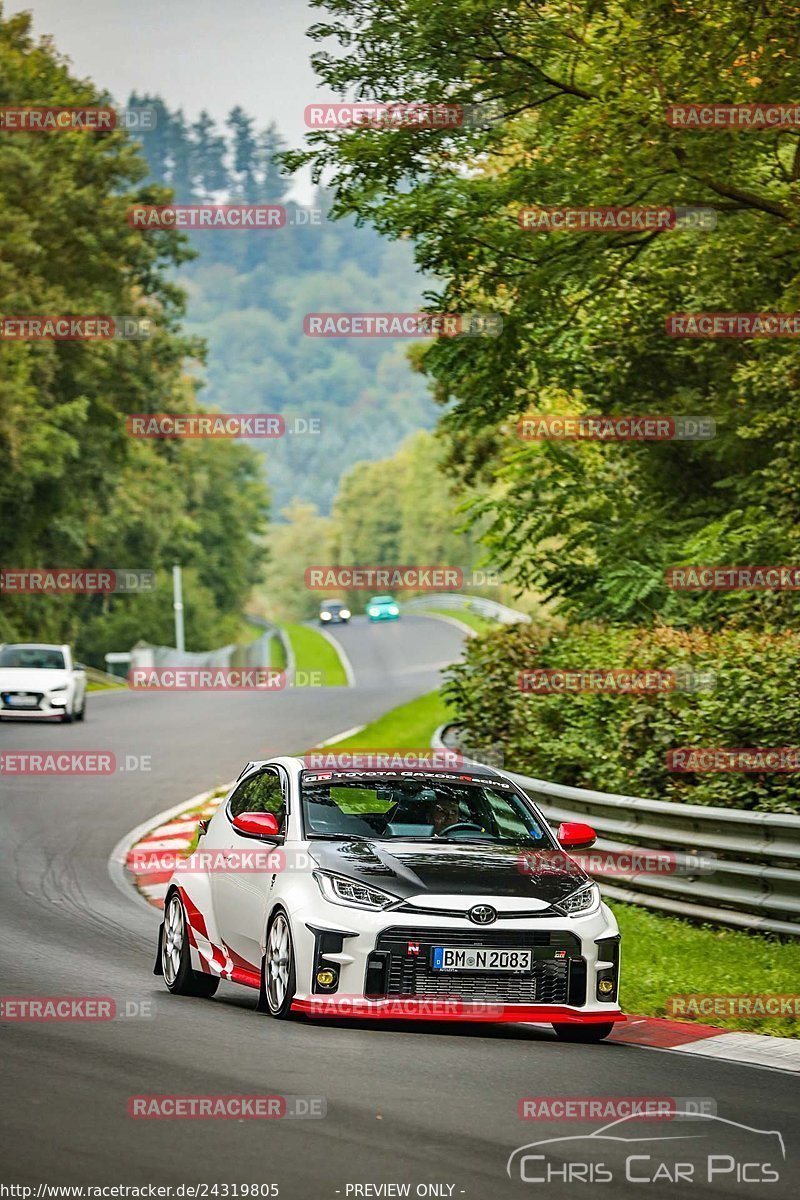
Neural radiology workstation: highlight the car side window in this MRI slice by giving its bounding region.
[229,770,286,830]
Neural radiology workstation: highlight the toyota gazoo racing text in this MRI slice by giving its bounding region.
[155,758,623,1039]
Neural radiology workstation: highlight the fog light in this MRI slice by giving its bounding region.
[598,979,614,995]
[316,969,336,987]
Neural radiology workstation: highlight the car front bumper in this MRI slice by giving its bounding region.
[288,899,622,1023]
[0,693,69,718]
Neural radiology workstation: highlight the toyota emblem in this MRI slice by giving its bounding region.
[468,904,497,925]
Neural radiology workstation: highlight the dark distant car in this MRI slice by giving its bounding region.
[367,595,400,621]
[319,599,350,625]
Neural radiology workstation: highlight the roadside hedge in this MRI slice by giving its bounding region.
[444,623,800,813]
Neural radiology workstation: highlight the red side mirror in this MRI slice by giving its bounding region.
[557,821,597,850]
[232,811,281,838]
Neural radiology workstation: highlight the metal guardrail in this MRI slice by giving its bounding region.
[405,592,531,625]
[244,614,295,685]
[84,665,127,687]
[433,724,800,937]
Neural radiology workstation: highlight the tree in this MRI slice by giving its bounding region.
[0,8,270,659]
[291,0,800,628]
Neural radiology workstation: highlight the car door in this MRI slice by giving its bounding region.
[208,767,287,970]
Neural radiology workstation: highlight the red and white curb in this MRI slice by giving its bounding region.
[607,1014,800,1073]
[108,782,232,912]
[110,788,800,1073]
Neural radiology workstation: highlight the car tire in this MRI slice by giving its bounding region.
[76,695,86,722]
[263,910,296,1019]
[551,1021,615,1043]
[60,706,73,724]
[161,891,219,998]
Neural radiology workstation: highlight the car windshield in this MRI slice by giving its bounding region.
[321,601,343,610]
[301,773,555,847]
[371,596,393,604]
[0,646,65,670]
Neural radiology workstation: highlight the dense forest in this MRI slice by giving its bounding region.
[294,0,800,810]
[125,94,435,514]
[0,11,269,659]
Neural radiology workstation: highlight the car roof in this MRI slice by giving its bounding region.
[320,598,345,606]
[1,642,67,651]
[240,755,503,781]
[370,594,394,602]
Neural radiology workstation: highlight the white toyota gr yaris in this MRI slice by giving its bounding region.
[155,757,624,1041]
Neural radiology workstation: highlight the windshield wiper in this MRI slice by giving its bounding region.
[307,832,372,841]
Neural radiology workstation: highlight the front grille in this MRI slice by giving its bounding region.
[373,926,581,1005]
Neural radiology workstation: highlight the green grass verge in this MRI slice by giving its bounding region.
[270,633,287,671]
[87,678,126,692]
[324,688,451,751]
[283,621,349,686]
[421,607,498,635]
[616,903,800,1037]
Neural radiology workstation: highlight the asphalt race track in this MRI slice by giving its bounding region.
[0,614,797,1196]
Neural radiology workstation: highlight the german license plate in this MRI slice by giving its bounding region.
[9,695,38,708]
[431,946,532,972]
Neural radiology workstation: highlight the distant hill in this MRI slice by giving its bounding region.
[127,96,436,514]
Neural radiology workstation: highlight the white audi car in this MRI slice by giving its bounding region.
[155,757,624,1040]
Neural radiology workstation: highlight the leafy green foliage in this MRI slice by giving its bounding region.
[445,622,800,813]
[126,94,436,514]
[294,0,800,628]
[0,10,269,661]
[256,431,491,619]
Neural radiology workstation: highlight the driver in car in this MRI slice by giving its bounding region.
[430,795,463,835]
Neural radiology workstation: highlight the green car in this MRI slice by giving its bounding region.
[367,594,400,621]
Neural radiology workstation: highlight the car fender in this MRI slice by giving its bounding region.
[168,872,228,978]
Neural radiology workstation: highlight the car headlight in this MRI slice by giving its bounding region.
[313,871,401,911]
[388,606,399,615]
[320,612,331,620]
[49,690,69,705]
[558,883,600,916]
[340,609,350,619]
[368,608,379,616]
